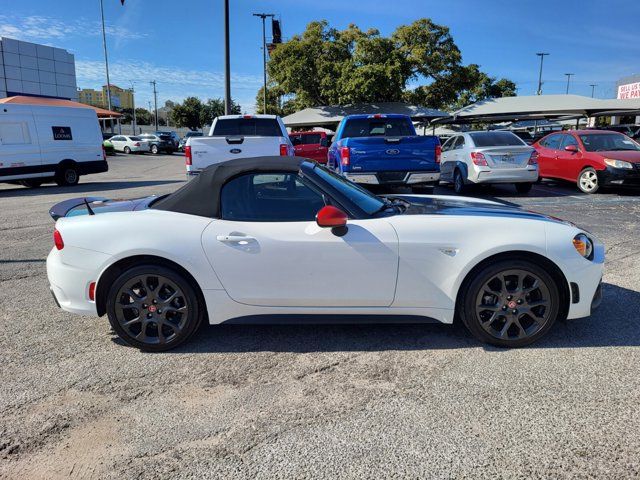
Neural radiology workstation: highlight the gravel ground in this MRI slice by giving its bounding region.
[1,154,639,479]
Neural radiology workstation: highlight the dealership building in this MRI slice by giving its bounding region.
[0,37,78,101]
[615,74,640,124]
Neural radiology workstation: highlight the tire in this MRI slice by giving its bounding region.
[166,150,173,155]
[577,167,600,194]
[515,182,533,194]
[453,169,467,195]
[124,146,131,154]
[20,179,43,188]
[458,259,561,348]
[151,145,159,155]
[55,164,79,186]
[106,265,204,352]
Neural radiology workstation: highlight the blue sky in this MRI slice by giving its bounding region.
[1,0,638,113]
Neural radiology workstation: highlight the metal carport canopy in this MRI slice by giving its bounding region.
[282,102,449,129]
[432,94,640,124]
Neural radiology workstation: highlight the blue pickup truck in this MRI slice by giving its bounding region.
[327,114,441,192]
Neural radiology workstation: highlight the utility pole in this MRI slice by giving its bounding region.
[99,0,113,133]
[223,0,232,115]
[590,84,597,98]
[129,81,136,135]
[253,13,274,114]
[564,73,574,94]
[150,80,158,130]
[536,52,549,95]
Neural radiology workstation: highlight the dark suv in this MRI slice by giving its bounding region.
[138,133,177,154]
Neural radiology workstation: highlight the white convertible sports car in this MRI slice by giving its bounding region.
[47,157,604,351]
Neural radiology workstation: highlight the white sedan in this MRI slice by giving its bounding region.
[46,157,604,351]
[108,135,150,154]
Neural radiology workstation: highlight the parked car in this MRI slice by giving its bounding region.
[440,131,539,194]
[109,135,150,154]
[0,102,107,188]
[155,130,180,147]
[185,114,293,176]
[138,133,177,154]
[534,130,640,193]
[179,131,203,151]
[47,156,604,352]
[510,130,535,144]
[327,114,440,193]
[103,139,115,156]
[289,131,330,164]
[595,124,640,140]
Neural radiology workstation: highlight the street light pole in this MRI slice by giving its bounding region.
[536,52,549,95]
[590,84,597,98]
[223,0,232,115]
[150,80,158,130]
[253,13,274,114]
[99,0,113,133]
[564,73,574,94]
[129,81,136,135]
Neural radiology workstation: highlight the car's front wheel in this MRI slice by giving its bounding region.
[106,265,203,351]
[151,145,159,154]
[577,167,600,194]
[515,182,533,194]
[459,259,561,347]
[124,146,131,154]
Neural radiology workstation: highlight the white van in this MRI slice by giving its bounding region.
[0,103,107,188]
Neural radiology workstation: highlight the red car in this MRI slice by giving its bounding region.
[534,130,640,193]
[289,131,331,164]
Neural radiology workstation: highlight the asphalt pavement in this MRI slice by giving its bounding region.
[1,153,639,479]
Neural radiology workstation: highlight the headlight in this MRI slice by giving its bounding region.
[573,233,594,260]
[604,158,633,169]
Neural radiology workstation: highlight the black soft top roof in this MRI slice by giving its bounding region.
[152,156,304,218]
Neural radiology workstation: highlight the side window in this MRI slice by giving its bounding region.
[0,122,32,145]
[441,136,455,152]
[221,173,326,222]
[541,134,562,150]
[561,135,579,149]
[290,135,301,146]
[453,136,465,150]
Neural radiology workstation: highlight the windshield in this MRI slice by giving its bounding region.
[310,164,385,215]
[470,132,525,147]
[342,117,414,138]
[578,133,640,152]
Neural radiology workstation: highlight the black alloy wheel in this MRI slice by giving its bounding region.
[460,259,561,347]
[106,265,203,351]
[453,169,466,194]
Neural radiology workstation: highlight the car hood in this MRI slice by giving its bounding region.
[49,195,159,221]
[387,195,568,224]
[595,151,640,162]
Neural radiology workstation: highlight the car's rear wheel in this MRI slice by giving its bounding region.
[151,145,159,154]
[55,164,79,186]
[459,259,561,347]
[453,169,467,194]
[577,167,599,194]
[124,146,131,154]
[515,182,533,194]
[106,265,203,351]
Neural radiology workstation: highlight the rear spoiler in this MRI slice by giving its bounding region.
[49,197,107,221]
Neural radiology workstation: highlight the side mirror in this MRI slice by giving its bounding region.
[565,144,579,153]
[316,206,348,235]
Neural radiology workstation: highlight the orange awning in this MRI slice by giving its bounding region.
[0,95,123,118]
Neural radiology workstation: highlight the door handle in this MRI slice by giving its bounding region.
[216,235,255,244]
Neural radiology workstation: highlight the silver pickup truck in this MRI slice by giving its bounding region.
[185,114,294,176]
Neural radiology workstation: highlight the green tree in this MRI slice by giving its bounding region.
[200,98,240,126]
[265,19,516,112]
[134,108,152,125]
[171,97,204,130]
[255,84,296,117]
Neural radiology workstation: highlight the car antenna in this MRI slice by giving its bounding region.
[83,198,95,216]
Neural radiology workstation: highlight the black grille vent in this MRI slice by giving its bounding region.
[376,171,407,183]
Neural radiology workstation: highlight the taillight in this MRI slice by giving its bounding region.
[435,144,442,164]
[471,152,488,166]
[102,145,106,161]
[243,115,253,119]
[340,146,350,166]
[185,145,192,166]
[88,282,96,301]
[134,142,141,147]
[528,150,539,165]
[279,144,289,156]
[53,229,64,250]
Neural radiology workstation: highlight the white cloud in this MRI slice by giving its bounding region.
[0,14,145,43]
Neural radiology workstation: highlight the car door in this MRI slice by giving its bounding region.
[300,133,324,162]
[536,133,563,178]
[0,114,41,176]
[110,136,124,151]
[439,136,458,181]
[557,134,582,181]
[201,172,399,307]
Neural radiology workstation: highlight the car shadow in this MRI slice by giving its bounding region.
[0,180,183,198]
[161,283,639,354]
